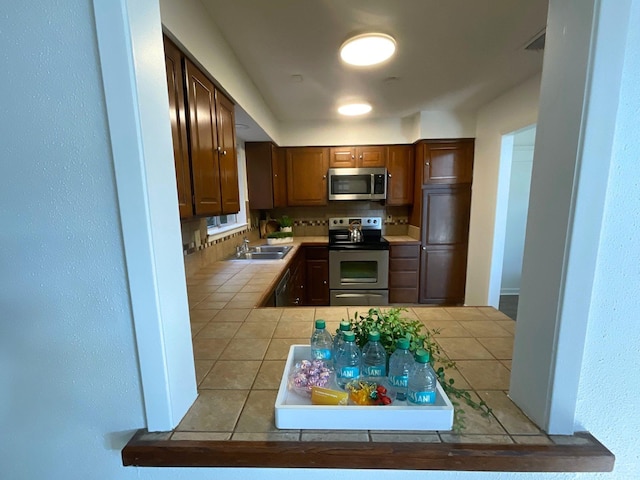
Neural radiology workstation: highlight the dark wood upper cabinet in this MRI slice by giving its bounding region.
[246,142,287,210]
[286,147,329,206]
[329,145,387,168]
[163,37,193,219]
[184,57,222,217]
[215,91,240,214]
[386,145,414,206]
[163,35,240,219]
[421,186,472,245]
[419,139,474,185]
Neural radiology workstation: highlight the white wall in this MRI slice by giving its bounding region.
[501,129,535,295]
[466,74,541,306]
[0,0,145,478]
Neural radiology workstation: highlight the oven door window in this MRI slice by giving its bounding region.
[331,175,371,195]
[339,260,378,284]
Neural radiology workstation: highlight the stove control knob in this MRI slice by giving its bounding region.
[339,219,344,224]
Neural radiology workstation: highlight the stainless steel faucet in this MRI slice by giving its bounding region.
[241,236,250,253]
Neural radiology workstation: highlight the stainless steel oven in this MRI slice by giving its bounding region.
[328,216,389,306]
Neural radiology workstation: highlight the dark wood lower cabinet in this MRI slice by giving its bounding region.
[389,244,420,303]
[305,246,329,305]
[419,244,468,304]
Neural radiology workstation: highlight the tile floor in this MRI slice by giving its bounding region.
[177,263,557,445]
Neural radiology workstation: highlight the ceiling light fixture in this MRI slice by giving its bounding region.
[338,103,372,116]
[340,33,396,66]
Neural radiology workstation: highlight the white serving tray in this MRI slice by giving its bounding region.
[274,345,454,431]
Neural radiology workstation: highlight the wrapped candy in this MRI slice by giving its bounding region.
[288,359,333,396]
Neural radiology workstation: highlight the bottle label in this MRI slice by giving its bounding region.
[338,366,360,380]
[363,365,386,377]
[311,348,332,360]
[389,374,408,388]
[408,390,436,405]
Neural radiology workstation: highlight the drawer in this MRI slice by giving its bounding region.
[389,271,419,288]
[390,244,420,259]
[390,258,419,272]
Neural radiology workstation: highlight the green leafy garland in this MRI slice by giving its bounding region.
[342,307,492,430]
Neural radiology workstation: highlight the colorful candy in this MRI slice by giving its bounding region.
[288,359,332,396]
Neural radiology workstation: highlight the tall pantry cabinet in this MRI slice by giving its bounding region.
[163,36,240,219]
[412,139,474,304]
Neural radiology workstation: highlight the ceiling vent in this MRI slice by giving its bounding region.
[525,31,546,51]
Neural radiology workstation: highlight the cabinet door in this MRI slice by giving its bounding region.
[163,37,193,219]
[421,140,474,185]
[386,145,414,206]
[286,147,329,206]
[358,145,387,167]
[216,91,240,214]
[246,142,275,210]
[419,245,467,304]
[272,145,287,208]
[184,58,222,216]
[421,186,471,245]
[329,146,357,168]
[305,246,329,305]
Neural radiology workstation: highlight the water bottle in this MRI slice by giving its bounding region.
[407,349,437,406]
[361,330,387,381]
[334,331,361,388]
[332,321,351,359]
[310,319,333,363]
[387,338,413,401]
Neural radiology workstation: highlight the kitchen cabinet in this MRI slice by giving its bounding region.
[389,244,420,303]
[163,37,193,219]
[418,139,474,185]
[289,247,306,306]
[163,36,240,218]
[386,145,414,206]
[305,246,329,305]
[419,185,471,304]
[286,147,329,206]
[245,142,287,209]
[329,145,387,168]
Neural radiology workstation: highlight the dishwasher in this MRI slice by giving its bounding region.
[275,268,291,307]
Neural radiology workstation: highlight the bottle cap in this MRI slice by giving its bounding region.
[339,321,350,331]
[396,338,410,350]
[368,330,380,341]
[343,331,355,342]
[414,348,430,363]
[315,319,326,329]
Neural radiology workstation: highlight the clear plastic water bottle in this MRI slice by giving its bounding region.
[407,349,437,406]
[387,338,414,401]
[334,331,361,388]
[361,330,387,381]
[310,319,333,363]
[332,320,351,360]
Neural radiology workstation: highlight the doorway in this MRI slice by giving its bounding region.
[498,125,536,320]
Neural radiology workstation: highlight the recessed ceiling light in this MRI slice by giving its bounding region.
[340,33,396,66]
[338,103,372,116]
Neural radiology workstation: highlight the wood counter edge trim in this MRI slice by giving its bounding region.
[122,431,614,472]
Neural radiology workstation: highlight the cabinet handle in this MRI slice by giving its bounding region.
[351,155,355,159]
[274,173,278,177]
[323,280,327,285]
[359,155,363,159]
[322,175,327,179]
[422,246,427,251]
[222,150,227,156]
[425,162,430,166]
[388,173,392,178]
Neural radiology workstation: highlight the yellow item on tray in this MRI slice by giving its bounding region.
[311,386,349,405]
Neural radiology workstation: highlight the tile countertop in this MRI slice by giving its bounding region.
[187,235,418,310]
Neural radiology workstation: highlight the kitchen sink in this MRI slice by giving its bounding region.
[231,245,293,260]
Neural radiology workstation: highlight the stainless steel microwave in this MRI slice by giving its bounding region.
[328,167,387,201]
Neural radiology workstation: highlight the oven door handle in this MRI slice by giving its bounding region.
[334,292,385,298]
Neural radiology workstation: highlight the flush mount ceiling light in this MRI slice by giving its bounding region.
[340,33,396,66]
[338,102,372,116]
